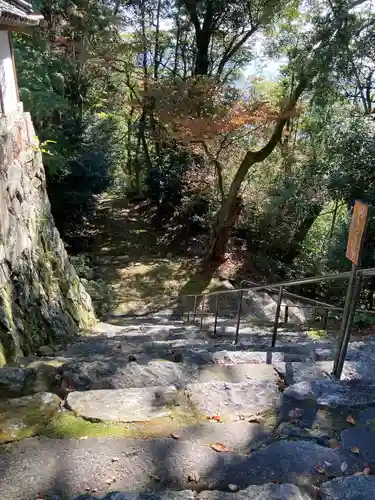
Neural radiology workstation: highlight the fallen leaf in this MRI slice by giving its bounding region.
[315,464,326,474]
[350,446,360,454]
[148,473,160,481]
[346,415,356,425]
[248,417,261,424]
[170,433,181,439]
[206,415,221,421]
[210,443,232,452]
[340,461,348,473]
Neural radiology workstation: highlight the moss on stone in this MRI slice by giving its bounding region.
[308,328,327,340]
[41,405,205,440]
[0,392,61,443]
[0,285,19,363]
[0,343,6,367]
[42,412,129,438]
[37,250,60,299]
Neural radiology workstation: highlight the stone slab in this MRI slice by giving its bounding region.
[66,386,180,422]
[0,367,30,398]
[283,379,375,408]
[341,427,375,464]
[176,421,271,452]
[359,407,375,425]
[76,492,195,500]
[66,377,281,423]
[204,364,278,383]
[187,380,280,420]
[274,362,331,385]
[198,484,313,499]
[61,360,279,391]
[84,485,313,499]
[62,360,200,391]
[320,476,375,500]
[275,422,332,446]
[240,440,364,485]
[0,437,365,500]
[0,392,61,443]
[212,351,292,364]
[339,360,375,381]
[62,339,212,365]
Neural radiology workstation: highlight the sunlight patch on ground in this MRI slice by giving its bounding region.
[96,258,193,315]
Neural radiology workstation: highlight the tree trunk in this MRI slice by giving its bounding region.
[126,106,134,186]
[282,205,323,264]
[195,31,211,75]
[173,5,181,76]
[205,77,307,264]
[154,0,161,80]
[207,196,243,265]
[182,0,213,76]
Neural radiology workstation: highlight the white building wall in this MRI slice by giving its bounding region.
[0,30,19,115]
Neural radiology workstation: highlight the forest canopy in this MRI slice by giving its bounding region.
[13,0,375,308]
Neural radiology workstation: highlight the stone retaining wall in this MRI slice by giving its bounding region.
[0,104,96,364]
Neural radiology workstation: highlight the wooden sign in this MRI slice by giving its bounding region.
[346,200,368,265]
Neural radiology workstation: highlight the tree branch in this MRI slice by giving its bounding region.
[202,142,225,201]
[217,25,259,75]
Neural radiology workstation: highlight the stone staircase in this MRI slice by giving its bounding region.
[2,317,375,499]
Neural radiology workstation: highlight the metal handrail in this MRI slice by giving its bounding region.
[182,267,375,347]
[240,278,340,311]
[240,277,375,316]
[183,271,355,299]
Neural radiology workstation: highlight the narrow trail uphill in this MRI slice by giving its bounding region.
[2,316,375,499]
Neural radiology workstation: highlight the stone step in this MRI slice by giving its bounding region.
[283,379,375,409]
[66,379,280,422]
[320,476,375,500]
[78,484,313,499]
[0,437,365,499]
[274,361,333,385]
[61,359,280,391]
[61,339,314,366]
[0,392,61,443]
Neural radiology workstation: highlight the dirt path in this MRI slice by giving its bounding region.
[79,195,202,318]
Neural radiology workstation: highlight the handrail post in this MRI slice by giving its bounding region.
[200,296,204,330]
[213,293,219,337]
[272,287,283,347]
[193,295,197,324]
[235,289,244,345]
[284,305,289,324]
[333,274,362,378]
[322,309,329,333]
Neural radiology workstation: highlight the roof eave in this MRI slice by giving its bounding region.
[0,12,43,28]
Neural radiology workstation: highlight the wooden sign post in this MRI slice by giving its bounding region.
[332,200,368,378]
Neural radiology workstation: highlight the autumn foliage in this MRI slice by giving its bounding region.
[147,77,298,145]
